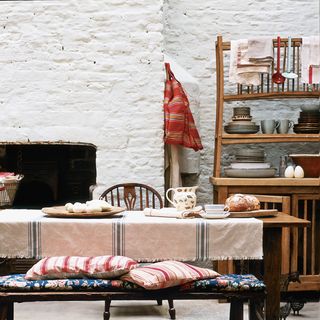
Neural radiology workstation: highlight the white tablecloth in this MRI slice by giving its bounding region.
[0,209,263,261]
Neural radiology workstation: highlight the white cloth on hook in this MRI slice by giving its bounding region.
[301,36,320,84]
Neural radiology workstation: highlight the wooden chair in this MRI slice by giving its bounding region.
[99,183,174,318]
[99,183,163,210]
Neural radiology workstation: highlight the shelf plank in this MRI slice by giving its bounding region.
[220,38,303,51]
[221,134,319,144]
[209,177,320,187]
[224,91,319,101]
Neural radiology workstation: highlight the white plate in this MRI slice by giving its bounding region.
[224,167,277,178]
[230,162,271,169]
[201,212,230,219]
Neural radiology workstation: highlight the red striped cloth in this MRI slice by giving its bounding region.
[163,63,203,151]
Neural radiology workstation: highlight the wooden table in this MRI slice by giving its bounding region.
[259,213,309,320]
[210,177,319,291]
[0,210,310,320]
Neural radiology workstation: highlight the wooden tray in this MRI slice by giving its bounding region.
[229,209,278,218]
[42,206,125,218]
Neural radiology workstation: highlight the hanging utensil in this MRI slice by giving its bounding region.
[272,36,285,84]
[283,36,298,79]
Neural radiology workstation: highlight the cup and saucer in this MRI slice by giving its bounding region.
[201,204,230,219]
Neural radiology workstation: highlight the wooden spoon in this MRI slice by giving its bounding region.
[272,36,285,84]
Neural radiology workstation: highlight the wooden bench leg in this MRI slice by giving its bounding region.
[168,299,175,320]
[229,300,243,320]
[104,297,111,320]
[156,299,162,306]
[0,302,13,320]
[249,298,265,320]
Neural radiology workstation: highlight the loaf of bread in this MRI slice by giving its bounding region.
[224,194,260,212]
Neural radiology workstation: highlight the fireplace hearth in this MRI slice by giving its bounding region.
[0,143,96,208]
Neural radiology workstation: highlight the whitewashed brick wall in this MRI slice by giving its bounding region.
[0,0,165,195]
[164,0,319,203]
[0,0,319,204]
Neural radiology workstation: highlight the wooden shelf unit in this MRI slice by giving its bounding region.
[211,35,320,293]
[214,35,320,178]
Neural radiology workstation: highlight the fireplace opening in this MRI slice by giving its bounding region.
[0,143,96,209]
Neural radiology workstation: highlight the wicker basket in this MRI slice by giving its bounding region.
[0,175,24,208]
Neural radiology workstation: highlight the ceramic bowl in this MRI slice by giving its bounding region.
[233,107,251,116]
[236,149,265,157]
[289,154,320,178]
[300,105,320,112]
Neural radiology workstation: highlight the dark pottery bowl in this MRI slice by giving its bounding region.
[289,154,320,178]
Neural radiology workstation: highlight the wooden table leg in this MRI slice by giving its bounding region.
[263,227,282,320]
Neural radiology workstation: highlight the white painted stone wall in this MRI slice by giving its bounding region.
[164,0,320,203]
[0,0,165,195]
[0,0,319,204]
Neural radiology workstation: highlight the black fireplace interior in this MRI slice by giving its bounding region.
[1,143,96,208]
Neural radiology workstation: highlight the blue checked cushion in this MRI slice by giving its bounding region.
[0,274,141,292]
[0,273,265,292]
[180,274,266,292]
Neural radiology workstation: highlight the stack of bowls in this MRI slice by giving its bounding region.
[224,149,277,178]
[293,106,320,134]
[224,107,259,134]
[234,149,266,162]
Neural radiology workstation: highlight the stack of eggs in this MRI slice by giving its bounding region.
[224,107,259,134]
[284,165,304,178]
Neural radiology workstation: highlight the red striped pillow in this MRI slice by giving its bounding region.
[120,261,220,290]
[25,255,138,280]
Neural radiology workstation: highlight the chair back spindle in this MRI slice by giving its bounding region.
[99,183,163,211]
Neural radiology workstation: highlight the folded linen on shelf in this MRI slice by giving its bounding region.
[301,36,320,84]
[229,37,273,85]
[143,206,204,219]
[247,37,274,62]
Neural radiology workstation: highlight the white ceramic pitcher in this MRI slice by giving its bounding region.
[166,186,198,211]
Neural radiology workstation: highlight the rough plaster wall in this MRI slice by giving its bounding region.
[0,0,165,194]
[1,0,319,205]
[163,0,320,204]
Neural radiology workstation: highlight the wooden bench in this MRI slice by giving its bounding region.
[0,274,266,320]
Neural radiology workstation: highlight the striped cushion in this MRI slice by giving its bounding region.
[25,255,138,280]
[121,260,220,290]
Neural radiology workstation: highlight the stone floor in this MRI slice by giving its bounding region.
[14,300,320,319]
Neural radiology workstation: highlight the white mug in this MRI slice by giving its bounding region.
[276,120,294,134]
[261,120,280,134]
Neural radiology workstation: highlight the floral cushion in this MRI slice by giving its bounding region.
[180,274,266,292]
[0,274,141,292]
[121,260,220,290]
[25,255,138,280]
[0,273,265,292]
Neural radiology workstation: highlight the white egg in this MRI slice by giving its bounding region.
[65,202,74,212]
[284,166,295,178]
[294,165,304,178]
